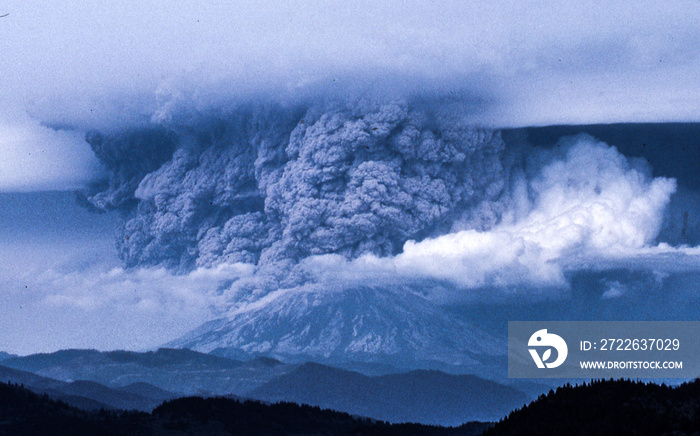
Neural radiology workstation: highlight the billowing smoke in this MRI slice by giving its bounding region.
[83,93,695,309]
[85,99,508,274]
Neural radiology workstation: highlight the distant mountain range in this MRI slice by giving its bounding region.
[251,362,527,425]
[1,348,291,396]
[0,352,14,362]
[0,348,530,425]
[0,365,175,411]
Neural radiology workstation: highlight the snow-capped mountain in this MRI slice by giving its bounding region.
[168,286,504,370]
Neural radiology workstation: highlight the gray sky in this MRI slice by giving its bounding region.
[0,0,699,191]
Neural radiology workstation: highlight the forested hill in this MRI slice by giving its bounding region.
[0,382,490,436]
[0,382,147,436]
[484,378,700,436]
[6,377,700,435]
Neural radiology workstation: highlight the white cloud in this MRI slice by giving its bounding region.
[0,252,254,354]
[601,280,628,299]
[0,112,104,191]
[38,263,253,312]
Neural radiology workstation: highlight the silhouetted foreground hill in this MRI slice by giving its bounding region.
[0,382,490,436]
[152,397,491,436]
[484,378,700,436]
[0,382,148,436]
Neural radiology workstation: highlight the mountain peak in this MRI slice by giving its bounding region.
[168,286,503,369]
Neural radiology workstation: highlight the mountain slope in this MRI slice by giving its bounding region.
[250,362,527,425]
[0,365,66,391]
[170,286,504,370]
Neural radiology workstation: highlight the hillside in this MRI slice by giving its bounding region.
[0,382,490,436]
[484,378,700,436]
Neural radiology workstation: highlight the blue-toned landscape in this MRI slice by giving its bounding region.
[1,1,699,434]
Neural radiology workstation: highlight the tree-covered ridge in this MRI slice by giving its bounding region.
[8,377,700,435]
[485,378,700,436]
[0,382,489,436]
[0,382,148,436]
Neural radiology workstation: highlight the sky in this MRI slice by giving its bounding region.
[0,1,699,355]
[0,0,698,192]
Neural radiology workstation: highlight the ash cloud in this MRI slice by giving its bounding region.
[85,99,508,273]
[77,91,700,314]
[82,94,700,304]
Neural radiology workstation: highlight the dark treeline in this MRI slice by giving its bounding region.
[6,378,700,435]
[0,382,148,435]
[0,382,489,436]
[484,378,700,436]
